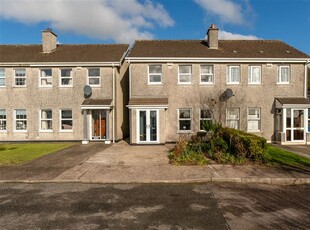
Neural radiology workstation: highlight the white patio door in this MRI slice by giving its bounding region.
[137,109,159,143]
[286,109,305,141]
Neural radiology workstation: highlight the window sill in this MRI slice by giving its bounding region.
[88,85,101,88]
[58,86,73,88]
[147,83,163,86]
[39,86,53,88]
[13,130,27,133]
[247,83,261,85]
[13,86,26,88]
[177,131,194,134]
[59,130,73,133]
[39,130,53,133]
[226,83,240,85]
[247,130,262,133]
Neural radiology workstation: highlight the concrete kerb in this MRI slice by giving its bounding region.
[0,177,309,185]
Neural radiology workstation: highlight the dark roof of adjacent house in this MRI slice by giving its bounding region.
[276,97,310,105]
[0,44,129,63]
[128,40,310,59]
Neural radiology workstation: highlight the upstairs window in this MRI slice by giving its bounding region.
[248,108,261,131]
[0,69,5,87]
[178,109,192,131]
[88,68,100,86]
[148,65,162,84]
[40,69,52,87]
[277,66,290,84]
[0,109,6,131]
[15,109,27,131]
[200,109,212,130]
[248,66,261,84]
[226,108,240,129]
[14,69,26,86]
[40,109,53,131]
[200,65,214,84]
[60,69,72,86]
[227,66,240,84]
[178,65,192,84]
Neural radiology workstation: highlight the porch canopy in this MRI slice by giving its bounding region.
[275,97,310,109]
[81,99,113,109]
[127,98,169,108]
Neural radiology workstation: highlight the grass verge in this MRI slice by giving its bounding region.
[0,143,73,165]
[265,145,310,170]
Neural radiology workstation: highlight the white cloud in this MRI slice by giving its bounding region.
[194,0,252,25]
[218,30,260,40]
[0,0,174,43]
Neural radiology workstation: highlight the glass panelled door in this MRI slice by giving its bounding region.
[92,110,106,140]
[286,109,305,141]
[138,109,158,143]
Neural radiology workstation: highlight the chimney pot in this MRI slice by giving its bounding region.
[42,29,57,53]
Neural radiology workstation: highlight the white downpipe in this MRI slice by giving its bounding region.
[305,63,308,98]
[112,65,115,143]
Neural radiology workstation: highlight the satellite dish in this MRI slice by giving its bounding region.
[83,85,92,98]
[225,88,234,98]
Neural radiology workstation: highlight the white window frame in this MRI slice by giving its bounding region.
[0,69,5,87]
[14,69,26,87]
[14,109,27,132]
[200,109,212,131]
[59,68,73,87]
[178,108,192,132]
[148,65,162,84]
[308,108,310,133]
[40,109,53,132]
[0,109,7,131]
[87,68,101,86]
[39,69,53,87]
[227,65,240,84]
[248,66,261,84]
[200,65,214,84]
[60,109,73,131]
[226,108,240,129]
[247,108,261,132]
[178,65,192,84]
[277,65,290,84]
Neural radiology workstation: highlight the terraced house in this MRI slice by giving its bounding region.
[126,24,310,145]
[0,29,129,144]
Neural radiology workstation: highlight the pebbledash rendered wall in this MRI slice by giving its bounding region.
[129,62,306,143]
[0,66,122,141]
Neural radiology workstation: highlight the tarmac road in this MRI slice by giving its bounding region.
[0,183,309,230]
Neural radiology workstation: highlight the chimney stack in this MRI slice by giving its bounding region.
[207,24,219,49]
[42,29,57,53]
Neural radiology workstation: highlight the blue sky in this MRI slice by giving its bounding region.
[0,0,309,55]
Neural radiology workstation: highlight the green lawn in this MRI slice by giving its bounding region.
[265,145,310,170]
[0,143,73,165]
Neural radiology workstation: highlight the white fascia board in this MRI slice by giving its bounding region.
[125,57,309,63]
[281,104,310,109]
[0,62,121,67]
[127,105,168,109]
[81,105,113,110]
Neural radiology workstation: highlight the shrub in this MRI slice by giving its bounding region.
[168,122,267,165]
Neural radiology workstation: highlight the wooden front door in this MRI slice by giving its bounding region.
[92,110,106,139]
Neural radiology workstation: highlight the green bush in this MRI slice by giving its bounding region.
[168,122,267,165]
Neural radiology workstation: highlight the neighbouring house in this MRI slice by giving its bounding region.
[0,29,129,144]
[126,24,310,145]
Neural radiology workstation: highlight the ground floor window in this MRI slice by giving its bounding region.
[226,108,239,129]
[247,108,261,131]
[178,109,191,131]
[40,109,52,131]
[200,109,212,130]
[15,109,27,131]
[60,109,72,130]
[0,109,6,130]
